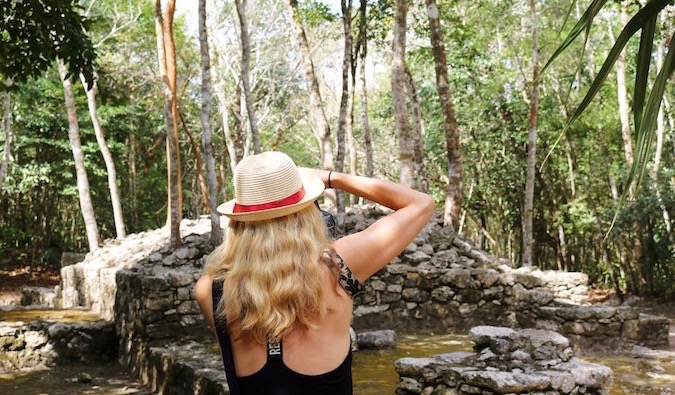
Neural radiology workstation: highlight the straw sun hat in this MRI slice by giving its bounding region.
[217,151,325,221]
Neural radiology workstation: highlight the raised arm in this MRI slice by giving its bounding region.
[305,169,434,282]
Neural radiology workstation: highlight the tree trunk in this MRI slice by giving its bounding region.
[0,90,11,189]
[199,0,223,245]
[357,0,373,178]
[57,59,100,252]
[615,1,635,175]
[404,66,428,193]
[653,36,672,236]
[521,0,539,267]
[336,0,353,214]
[79,75,126,239]
[217,87,239,176]
[391,0,414,188]
[287,0,336,206]
[128,134,137,227]
[155,0,182,247]
[235,0,260,154]
[426,0,462,220]
[178,112,210,210]
[608,1,637,196]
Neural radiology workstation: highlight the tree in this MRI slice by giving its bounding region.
[356,0,373,177]
[608,1,635,196]
[79,75,126,239]
[336,0,354,215]
[286,0,336,205]
[155,0,182,247]
[521,0,540,267]
[0,91,11,189]
[235,0,261,154]
[425,0,463,227]
[199,0,223,246]
[57,59,100,252]
[0,0,96,86]
[391,0,414,188]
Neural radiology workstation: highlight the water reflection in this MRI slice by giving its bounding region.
[353,333,472,395]
[352,333,675,395]
[0,308,102,323]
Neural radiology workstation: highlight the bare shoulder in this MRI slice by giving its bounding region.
[195,274,213,304]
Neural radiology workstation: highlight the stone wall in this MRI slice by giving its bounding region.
[9,210,667,394]
[0,319,116,372]
[50,212,668,354]
[395,325,613,395]
[347,212,667,350]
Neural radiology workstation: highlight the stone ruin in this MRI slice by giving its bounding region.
[2,205,671,393]
[395,325,613,395]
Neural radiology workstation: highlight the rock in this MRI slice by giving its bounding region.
[398,376,424,393]
[462,370,550,393]
[357,329,397,350]
[395,357,437,378]
[77,372,93,383]
[406,251,431,265]
[469,326,515,349]
[557,359,613,388]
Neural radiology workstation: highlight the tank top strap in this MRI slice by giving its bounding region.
[267,340,283,361]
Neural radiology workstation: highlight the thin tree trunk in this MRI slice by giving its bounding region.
[426,0,462,226]
[521,0,539,267]
[336,0,353,215]
[57,59,100,252]
[404,66,428,193]
[391,0,414,188]
[235,0,260,154]
[179,112,210,210]
[653,37,672,236]
[79,75,126,239]
[287,0,336,206]
[199,0,222,245]
[155,0,182,247]
[217,87,239,176]
[358,0,373,178]
[129,134,137,227]
[0,90,11,189]
[611,2,635,184]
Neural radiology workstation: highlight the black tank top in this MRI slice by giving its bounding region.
[211,277,356,395]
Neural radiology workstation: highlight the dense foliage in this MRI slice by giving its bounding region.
[0,0,672,298]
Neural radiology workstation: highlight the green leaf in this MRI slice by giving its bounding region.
[606,30,674,239]
[540,0,607,76]
[565,0,671,130]
[632,4,657,133]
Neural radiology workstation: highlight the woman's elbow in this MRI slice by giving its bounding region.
[419,193,435,219]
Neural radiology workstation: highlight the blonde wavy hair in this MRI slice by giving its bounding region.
[205,205,331,344]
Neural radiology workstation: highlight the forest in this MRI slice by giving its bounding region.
[0,0,673,299]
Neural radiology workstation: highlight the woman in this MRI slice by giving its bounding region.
[195,151,434,394]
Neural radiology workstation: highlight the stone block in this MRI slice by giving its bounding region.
[395,357,437,378]
[462,370,550,393]
[431,286,454,302]
[357,329,396,349]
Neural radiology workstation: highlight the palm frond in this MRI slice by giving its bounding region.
[632,7,657,133]
[606,30,674,239]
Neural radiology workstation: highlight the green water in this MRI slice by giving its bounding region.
[352,333,675,395]
[353,333,472,394]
